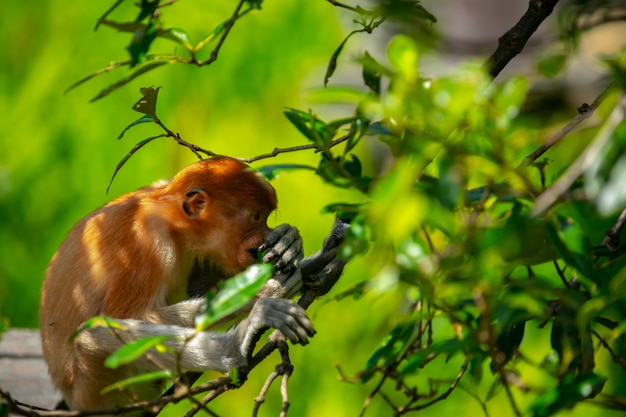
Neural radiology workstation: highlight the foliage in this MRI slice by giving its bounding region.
[4,0,626,416]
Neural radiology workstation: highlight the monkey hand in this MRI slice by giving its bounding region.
[236,297,314,361]
[257,224,304,299]
[258,224,304,275]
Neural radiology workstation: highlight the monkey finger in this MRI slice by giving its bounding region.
[260,225,302,263]
[273,240,305,273]
[258,224,292,253]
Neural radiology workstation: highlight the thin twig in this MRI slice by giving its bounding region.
[532,95,626,216]
[252,370,279,417]
[602,208,626,250]
[404,358,470,413]
[520,82,613,168]
[592,330,626,370]
[240,133,352,163]
[326,0,363,14]
[197,0,248,66]
[501,374,523,417]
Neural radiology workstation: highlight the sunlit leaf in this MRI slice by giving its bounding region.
[105,335,171,369]
[101,370,173,394]
[158,28,193,51]
[71,316,126,341]
[195,264,273,331]
[387,34,419,77]
[194,17,231,51]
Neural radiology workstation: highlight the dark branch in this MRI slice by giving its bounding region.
[485,0,560,78]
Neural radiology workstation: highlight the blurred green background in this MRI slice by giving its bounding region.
[0,2,620,416]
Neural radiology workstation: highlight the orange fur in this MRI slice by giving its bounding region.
[40,157,278,409]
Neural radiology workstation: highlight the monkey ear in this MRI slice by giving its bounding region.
[183,188,210,218]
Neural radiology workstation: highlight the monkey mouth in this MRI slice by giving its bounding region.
[248,247,260,261]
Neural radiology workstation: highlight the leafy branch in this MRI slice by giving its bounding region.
[67,0,257,101]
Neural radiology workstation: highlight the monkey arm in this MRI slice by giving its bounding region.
[75,299,313,374]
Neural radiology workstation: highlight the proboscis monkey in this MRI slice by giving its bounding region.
[40,156,317,410]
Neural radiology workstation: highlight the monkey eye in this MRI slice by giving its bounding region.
[251,211,262,222]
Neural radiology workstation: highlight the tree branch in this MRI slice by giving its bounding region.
[485,0,560,78]
[519,82,613,169]
[532,94,626,216]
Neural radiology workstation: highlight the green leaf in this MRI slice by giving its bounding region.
[531,372,606,417]
[492,321,525,371]
[101,370,173,394]
[65,59,131,95]
[194,17,231,51]
[229,367,243,387]
[195,264,273,331]
[255,164,316,181]
[362,51,382,95]
[135,0,160,22]
[158,28,193,51]
[387,34,419,76]
[400,338,464,376]
[340,214,370,258]
[117,115,154,140]
[325,30,362,87]
[127,21,158,66]
[90,60,173,102]
[537,53,567,78]
[246,0,263,10]
[71,316,126,341]
[380,1,437,23]
[105,335,171,369]
[107,135,166,193]
[343,155,362,177]
[545,221,593,278]
[318,155,354,188]
[284,108,335,147]
[0,402,8,417]
[363,322,415,382]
